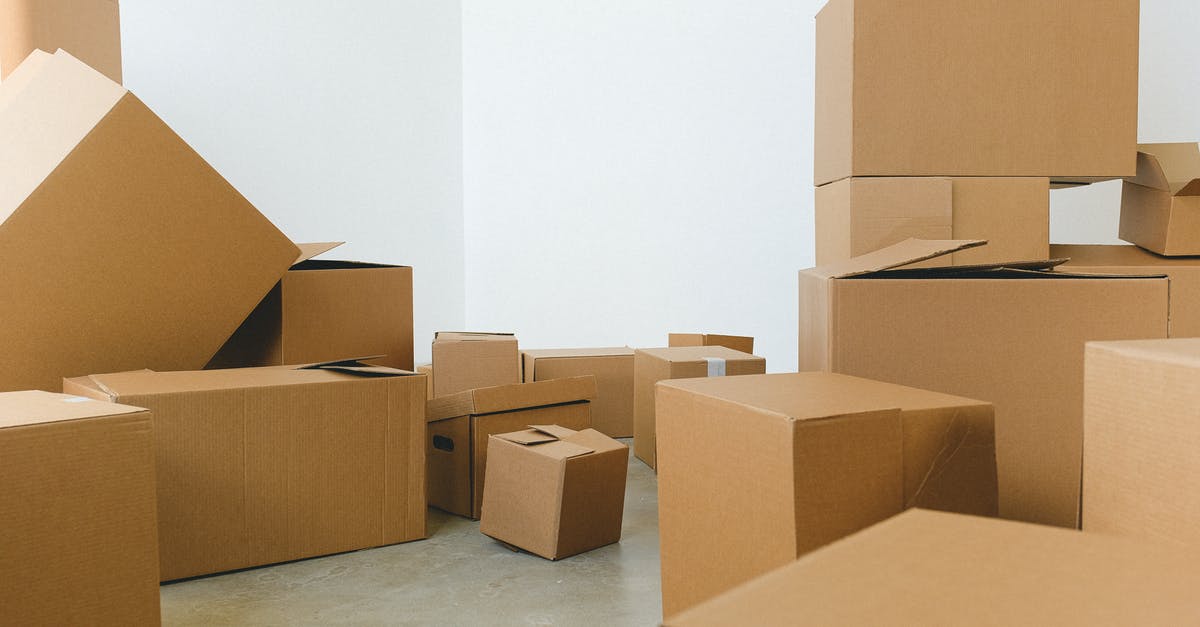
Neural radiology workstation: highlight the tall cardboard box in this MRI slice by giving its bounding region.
[480,425,628,560]
[431,332,521,398]
[1083,339,1200,544]
[634,346,765,470]
[0,0,122,82]
[656,372,997,617]
[64,360,427,581]
[0,391,159,625]
[815,177,1049,265]
[1120,143,1200,255]
[522,348,634,437]
[799,239,1168,528]
[0,50,298,393]
[427,376,596,519]
[665,510,1200,626]
[667,333,754,354]
[814,0,1138,185]
[208,242,414,370]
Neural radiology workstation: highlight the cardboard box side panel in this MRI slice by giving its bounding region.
[797,272,833,372]
[703,334,755,355]
[426,415,472,518]
[1057,260,1200,339]
[812,0,854,185]
[530,355,634,438]
[949,177,1049,265]
[1163,198,1200,256]
[555,447,628,559]
[1120,182,1175,255]
[633,352,672,468]
[431,339,521,398]
[0,0,122,82]
[205,283,284,369]
[902,404,998,516]
[385,376,428,544]
[477,438,564,559]
[666,333,705,348]
[813,179,854,266]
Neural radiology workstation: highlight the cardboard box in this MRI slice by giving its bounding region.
[667,333,754,354]
[63,360,427,581]
[417,363,434,398]
[0,0,122,82]
[1120,143,1200,255]
[1083,338,1200,544]
[427,376,596,519]
[431,332,521,398]
[656,372,996,617]
[814,0,1138,185]
[479,425,628,560]
[0,391,159,625]
[665,509,1200,626]
[522,348,634,437]
[634,346,766,470]
[0,50,298,393]
[815,177,1049,266]
[207,242,414,370]
[1055,244,1200,338]
[799,239,1168,528]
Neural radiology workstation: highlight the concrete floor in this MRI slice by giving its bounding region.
[160,441,662,626]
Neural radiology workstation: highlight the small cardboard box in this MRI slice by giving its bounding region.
[0,391,159,625]
[431,332,521,398]
[665,509,1200,626]
[64,360,427,581]
[0,50,298,393]
[1120,143,1200,255]
[635,346,765,470]
[667,333,754,354]
[0,0,122,82]
[800,239,1168,528]
[656,372,996,617]
[208,242,414,370]
[522,348,634,437]
[1083,338,1200,545]
[814,0,1138,185]
[427,376,596,519]
[480,425,628,560]
[815,177,1049,266]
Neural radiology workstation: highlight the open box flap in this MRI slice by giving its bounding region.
[293,242,344,265]
[805,239,986,279]
[1127,144,1200,194]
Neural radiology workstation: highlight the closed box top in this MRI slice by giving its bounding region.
[667,334,755,354]
[427,376,597,423]
[637,346,763,365]
[434,332,515,343]
[0,390,146,429]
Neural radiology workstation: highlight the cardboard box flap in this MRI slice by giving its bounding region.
[427,376,597,423]
[299,357,414,378]
[806,239,986,279]
[493,429,595,460]
[496,429,561,446]
[293,241,344,265]
[855,264,1167,281]
[1128,144,1200,194]
[0,390,145,429]
[528,424,580,440]
[1178,179,1200,197]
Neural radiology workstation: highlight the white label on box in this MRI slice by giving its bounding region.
[704,358,726,377]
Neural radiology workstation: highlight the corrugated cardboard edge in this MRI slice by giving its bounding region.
[293,241,344,265]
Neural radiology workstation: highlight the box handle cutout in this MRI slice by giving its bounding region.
[433,435,455,452]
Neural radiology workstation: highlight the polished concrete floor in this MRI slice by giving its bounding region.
[160,441,662,626]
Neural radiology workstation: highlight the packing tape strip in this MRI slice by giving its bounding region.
[704,357,727,377]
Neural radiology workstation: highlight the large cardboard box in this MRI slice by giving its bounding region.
[480,425,627,560]
[1054,244,1200,338]
[665,509,1200,626]
[0,0,121,82]
[815,177,1049,266]
[0,391,159,625]
[0,50,298,393]
[431,332,521,398]
[208,242,414,370]
[427,376,596,519]
[656,372,996,617]
[1083,338,1200,544]
[64,360,427,581]
[799,239,1169,528]
[522,347,634,437]
[667,333,754,354]
[814,0,1138,185]
[634,346,765,470]
[1120,143,1200,255]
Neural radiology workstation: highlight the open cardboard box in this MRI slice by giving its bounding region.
[1120,143,1200,255]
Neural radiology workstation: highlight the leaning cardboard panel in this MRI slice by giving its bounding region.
[799,239,1168,528]
[814,0,1137,185]
[1120,143,1200,255]
[0,391,159,625]
[666,333,755,355]
[208,242,415,370]
[427,376,596,519]
[0,50,298,393]
[0,0,121,82]
[431,332,521,398]
[522,347,634,437]
[665,510,1200,626]
[64,360,427,581]
[656,372,997,617]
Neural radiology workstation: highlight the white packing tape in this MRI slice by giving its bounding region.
[704,357,727,377]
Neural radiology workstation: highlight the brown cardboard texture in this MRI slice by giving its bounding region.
[1083,339,1200,545]
[63,360,427,581]
[634,346,766,470]
[427,376,597,519]
[0,50,298,393]
[431,332,520,398]
[208,242,415,370]
[665,509,1200,626]
[523,347,634,437]
[480,425,627,560]
[814,0,1138,185]
[667,333,754,354]
[656,372,996,617]
[0,391,159,625]
[799,239,1168,528]
[1120,144,1200,255]
[815,177,1049,266]
[417,363,434,398]
[0,0,121,82]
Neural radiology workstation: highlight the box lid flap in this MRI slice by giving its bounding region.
[427,376,597,422]
[293,241,344,265]
[1128,144,1200,194]
[0,390,145,430]
[528,424,580,439]
[298,357,414,377]
[804,239,986,279]
[492,426,595,459]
